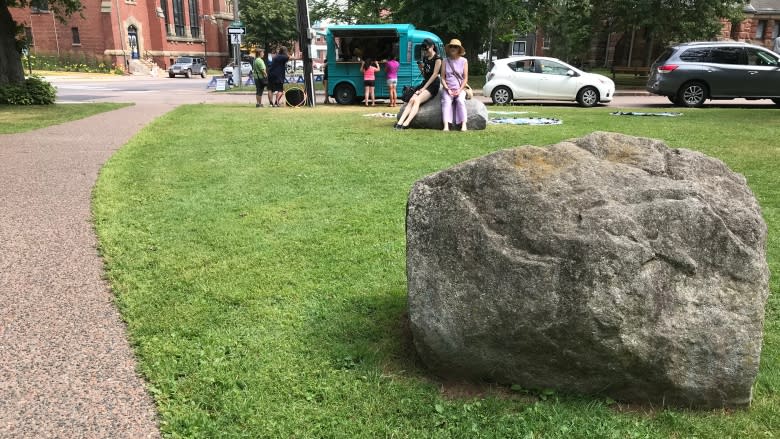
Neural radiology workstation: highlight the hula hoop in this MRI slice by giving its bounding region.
[284,87,306,107]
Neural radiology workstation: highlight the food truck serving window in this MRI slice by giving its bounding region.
[332,29,400,62]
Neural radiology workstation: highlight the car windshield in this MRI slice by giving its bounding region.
[175,57,193,64]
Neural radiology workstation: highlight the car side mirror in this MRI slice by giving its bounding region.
[566,69,576,77]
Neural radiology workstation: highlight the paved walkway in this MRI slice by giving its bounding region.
[0,103,177,438]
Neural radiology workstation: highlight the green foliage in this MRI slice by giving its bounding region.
[22,53,116,73]
[597,0,747,43]
[538,0,595,63]
[93,104,780,437]
[3,0,82,20]
[242,0,298,51]
[310,0,392,24]
[0,75,56,105]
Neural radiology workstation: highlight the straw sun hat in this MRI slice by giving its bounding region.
[446,39,466,56]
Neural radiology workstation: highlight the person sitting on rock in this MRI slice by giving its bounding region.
[395,39,441,130]
[441,39,469,132]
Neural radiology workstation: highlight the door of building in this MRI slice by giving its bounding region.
[128,26,140,59]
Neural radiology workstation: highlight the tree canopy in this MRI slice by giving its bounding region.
[295,0,747,65]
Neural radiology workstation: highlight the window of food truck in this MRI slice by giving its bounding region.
[336,36,399,62]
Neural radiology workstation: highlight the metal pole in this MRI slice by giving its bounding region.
[114,0,128,72]
[234,0,241,87]
[296,0,315,107]
[202,16,207,64]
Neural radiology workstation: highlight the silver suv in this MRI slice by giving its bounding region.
[168,57,207,78]
[646,41,780,107]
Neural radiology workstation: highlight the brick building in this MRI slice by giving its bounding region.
[720,0,780,48]
[11,0,235,72]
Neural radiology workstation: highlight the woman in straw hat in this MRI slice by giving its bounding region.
[441,38,469,131]
[395,38,442,129]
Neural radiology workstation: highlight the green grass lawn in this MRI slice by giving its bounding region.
[0,103,131,134]
[93,104,779,438]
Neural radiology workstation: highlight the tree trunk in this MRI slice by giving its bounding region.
[1,3,25,85]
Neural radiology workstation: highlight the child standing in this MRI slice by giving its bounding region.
[385,55,400,107]
[362,58,380,107]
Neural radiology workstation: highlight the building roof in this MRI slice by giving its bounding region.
[746,0,780,13]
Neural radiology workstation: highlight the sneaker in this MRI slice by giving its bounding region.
[256,104,264,108]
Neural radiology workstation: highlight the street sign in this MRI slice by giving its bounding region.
[230,34,242,44]
[227,27,245,35]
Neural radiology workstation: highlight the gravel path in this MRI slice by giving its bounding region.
[0,104,173,438]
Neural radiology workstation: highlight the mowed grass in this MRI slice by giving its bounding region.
[93,104,779,438]
[0,103,131,134]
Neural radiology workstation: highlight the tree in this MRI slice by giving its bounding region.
[1,0,82,85]
[537,0,594,63]
[242,0,298,52]
[390,0,536,66]
[310,0,392,24]
[595,0,746,64]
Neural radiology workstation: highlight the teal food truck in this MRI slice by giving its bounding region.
[325,24,443,105]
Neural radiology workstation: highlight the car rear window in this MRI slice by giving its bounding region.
[678,48,710,62]
[654,48,675,65]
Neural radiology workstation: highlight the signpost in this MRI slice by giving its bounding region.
[227,17,245,87]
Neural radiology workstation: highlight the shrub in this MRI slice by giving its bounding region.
[0,76,57,105]
[22,53,116,74]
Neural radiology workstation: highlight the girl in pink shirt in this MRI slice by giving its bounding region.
[362,58,380,106]
[385,55,400,107]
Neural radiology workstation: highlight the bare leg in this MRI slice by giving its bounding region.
[323,80,330,104]
[365,86,370,106]
[397,96,418,126]
[399,90,432,127]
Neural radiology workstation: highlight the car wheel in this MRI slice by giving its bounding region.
[168,73,175,78]
[677,81,707,107]
[577,86,599,107]
[185,69,192,78]
[334,83,356,105]
[200,68,206,78]
[491,86,512,105]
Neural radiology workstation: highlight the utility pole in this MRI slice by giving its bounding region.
[296,0,315,107]
[233,0,242,87]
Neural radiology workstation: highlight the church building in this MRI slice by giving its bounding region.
[10,0,235,72]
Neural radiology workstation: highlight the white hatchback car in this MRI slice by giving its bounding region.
[483,56,615,107]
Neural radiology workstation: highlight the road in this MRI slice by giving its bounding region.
[47,73,780,109]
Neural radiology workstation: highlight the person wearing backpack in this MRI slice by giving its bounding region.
[252,49,268,108]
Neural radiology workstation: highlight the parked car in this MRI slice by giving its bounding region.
[646,41,780,107]
[168,57,207,78]
[483,56,615,107]
[222,61,252,76]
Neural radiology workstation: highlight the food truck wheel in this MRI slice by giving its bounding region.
[334,83,357,105]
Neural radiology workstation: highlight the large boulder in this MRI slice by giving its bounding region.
[406,132,769,409]
[397,97,488,130]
